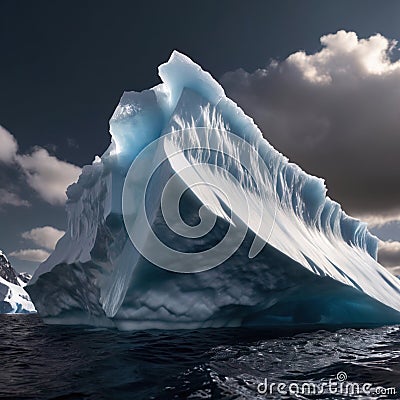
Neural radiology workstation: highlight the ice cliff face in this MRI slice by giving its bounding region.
[0,250,35,313]
[27,51,400,330]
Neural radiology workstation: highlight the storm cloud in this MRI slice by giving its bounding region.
[378,240,400,275]
[222,30,400,225]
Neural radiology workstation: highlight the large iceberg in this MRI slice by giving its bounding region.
[27,52,400,330]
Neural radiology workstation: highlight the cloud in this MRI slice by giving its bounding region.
[16,148,81,205]
[0,125,18,163]
[22,226,64,250]
[387,266,400,276]
[10,226,64,265]
[360,213,400,229]
[0,125,81,206]
[378,240,400,268]
[9,248,50,262]
[221,30,400,221]
[0,188,30,208]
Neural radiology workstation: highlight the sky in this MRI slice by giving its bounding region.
[1,0,400,274]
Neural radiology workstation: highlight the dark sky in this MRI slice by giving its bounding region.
[3,0,400,167]
[1,0,400,272]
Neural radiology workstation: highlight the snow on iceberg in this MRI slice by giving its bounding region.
[27,51,400,330]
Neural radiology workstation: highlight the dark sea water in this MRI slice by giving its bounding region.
[1,315,399,399]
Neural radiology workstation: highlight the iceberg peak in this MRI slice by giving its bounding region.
[158,50,225,110]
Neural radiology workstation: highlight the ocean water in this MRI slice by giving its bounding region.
[1,315,399,399]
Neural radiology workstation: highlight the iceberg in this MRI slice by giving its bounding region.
[27,51,400,330]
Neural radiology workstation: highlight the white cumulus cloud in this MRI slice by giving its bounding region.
[0,126,81,206]
[16,148,81,205]
[22,226,65,250]
[0,125,18,163]
[9,248,50,262]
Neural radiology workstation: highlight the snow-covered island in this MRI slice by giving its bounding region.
[26,51,400,330]
[0,250,35,313]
